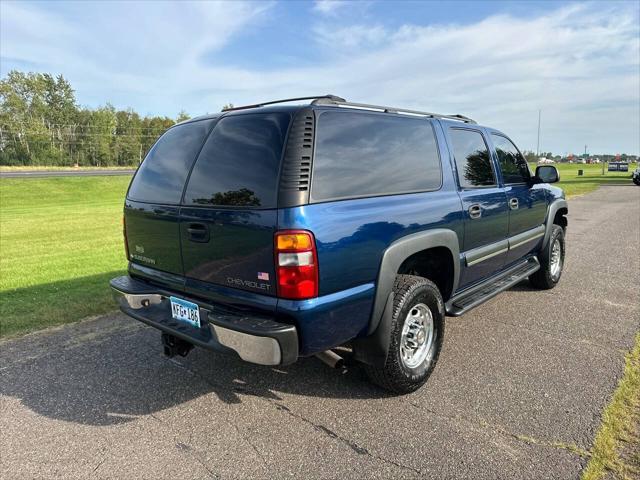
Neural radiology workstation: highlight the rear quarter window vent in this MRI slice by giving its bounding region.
[278,109,315,207]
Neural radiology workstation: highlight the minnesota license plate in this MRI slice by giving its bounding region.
[170,296,201,328]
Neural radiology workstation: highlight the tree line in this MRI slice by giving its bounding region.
[0,70,190,167]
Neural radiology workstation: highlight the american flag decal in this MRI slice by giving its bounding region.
[257,272,270,281]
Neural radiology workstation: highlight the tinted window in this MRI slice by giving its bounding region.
[449,129,496,188]
[491,134,531,184]
[128,120,213,204]
[184,113,290,208]
[311,112,441,201]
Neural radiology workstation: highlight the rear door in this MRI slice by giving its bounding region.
[489,133,547,265]
[447,127,509,288]
[179,112,291,300]
[125,119,214,289]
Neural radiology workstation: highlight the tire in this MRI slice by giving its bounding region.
[529,224,565,290]
[633,176,640,186]
[362,275,444,394]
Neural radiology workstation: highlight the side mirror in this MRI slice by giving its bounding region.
[535,165,560,183]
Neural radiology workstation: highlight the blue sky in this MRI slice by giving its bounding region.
[1,0,639,155]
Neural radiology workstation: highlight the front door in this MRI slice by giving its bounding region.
[489,133,548,265]
[447,127,509,289]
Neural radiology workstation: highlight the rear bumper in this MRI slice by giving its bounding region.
[110,275,298,366]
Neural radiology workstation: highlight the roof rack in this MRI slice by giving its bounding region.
[221,95,346,112]
[221,94,476,124]
[312,97,477,124]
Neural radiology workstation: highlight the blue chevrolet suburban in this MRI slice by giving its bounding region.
[111,95,567,393]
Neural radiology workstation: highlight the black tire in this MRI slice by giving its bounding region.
[633,176,640,186]
[362,275,444,394]
[529,225,565,290]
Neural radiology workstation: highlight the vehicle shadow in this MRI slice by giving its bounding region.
[508,280,538,292]
[0,313,389,427]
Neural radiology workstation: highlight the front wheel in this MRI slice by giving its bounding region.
[529,225,565,290]
[361,275,444,394]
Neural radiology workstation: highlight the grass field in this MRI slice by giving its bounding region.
[532,162,637,198]
[0,165,136,172]
[0,176,130,337]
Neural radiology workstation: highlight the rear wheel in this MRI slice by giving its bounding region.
[529,225,565,290]
[362,275,444,394]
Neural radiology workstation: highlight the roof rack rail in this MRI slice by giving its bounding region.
[221,94,476,124]
[311,97,477,124]
[221,95,346,112]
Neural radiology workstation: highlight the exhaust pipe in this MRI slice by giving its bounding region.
[315,350,345,369]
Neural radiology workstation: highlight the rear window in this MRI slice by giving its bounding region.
[311,111,441,202]
[183,113,291,208]
[128,120,213,204]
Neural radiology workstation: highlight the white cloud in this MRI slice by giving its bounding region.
[313,0,349,16]
[1,1,638,154]
[313,24,388,49]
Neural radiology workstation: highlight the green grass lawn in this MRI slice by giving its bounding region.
[0,176,131,337]
[0,165,136,171]
[531,162,637,198]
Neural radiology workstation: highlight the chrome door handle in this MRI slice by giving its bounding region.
[468,204,482,219]
[509,198,519,210]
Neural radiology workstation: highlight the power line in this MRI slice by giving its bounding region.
[0,131,161,138]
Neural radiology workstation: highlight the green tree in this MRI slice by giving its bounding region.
[0,69,191,167]
[176,110,190,123]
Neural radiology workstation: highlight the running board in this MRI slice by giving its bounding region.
[445,257,540,316]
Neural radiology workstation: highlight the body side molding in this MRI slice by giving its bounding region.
[465,240,509,267]
[508,225,545,250]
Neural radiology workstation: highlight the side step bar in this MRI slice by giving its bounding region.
[445,257,540,316]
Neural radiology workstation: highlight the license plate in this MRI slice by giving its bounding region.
[170,296,201,328]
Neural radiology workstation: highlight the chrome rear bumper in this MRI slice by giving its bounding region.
[110,276,298,366]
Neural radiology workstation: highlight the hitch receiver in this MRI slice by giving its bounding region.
[161,333,194,358]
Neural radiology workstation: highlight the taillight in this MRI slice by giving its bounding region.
[275,230,318,300]
[122,215,130,260]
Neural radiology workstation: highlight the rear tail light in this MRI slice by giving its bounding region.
[122,215,130,260]
[275,230,318,300]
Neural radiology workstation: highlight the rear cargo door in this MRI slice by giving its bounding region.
[179,112,291,299]
[125,119,214,288]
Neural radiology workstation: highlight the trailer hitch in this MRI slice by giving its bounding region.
[161,333,194,358]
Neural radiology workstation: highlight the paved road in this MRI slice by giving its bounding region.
[0,169,136,178]
[1,186,638,479]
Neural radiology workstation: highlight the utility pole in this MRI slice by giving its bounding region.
[536,110,541,157]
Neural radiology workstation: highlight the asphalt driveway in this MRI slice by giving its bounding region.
[1,185,638,479]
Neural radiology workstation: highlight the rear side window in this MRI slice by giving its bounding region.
[491,134,531,184]
[128,120,213,204]
[311,111,441,202]
[183,113,291,208]
[449,129,496,188]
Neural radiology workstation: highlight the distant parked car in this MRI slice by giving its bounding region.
[609,162,629,172]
